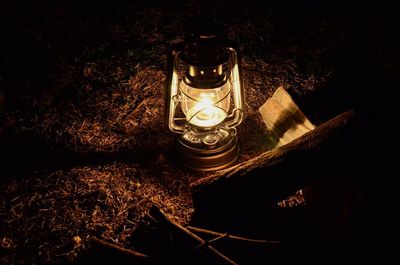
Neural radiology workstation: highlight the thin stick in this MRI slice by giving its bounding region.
[192,233,228,250]
[187,226,284,245]
[90,237,150,259]
[149,206,238,265]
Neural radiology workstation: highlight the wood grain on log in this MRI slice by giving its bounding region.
[259,86,315,147]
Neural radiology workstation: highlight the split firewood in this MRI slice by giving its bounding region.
[259,86,316,147]
[148,206,238,265]
[190,109,355,224]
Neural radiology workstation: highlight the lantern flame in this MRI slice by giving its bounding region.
[187,93,227,127]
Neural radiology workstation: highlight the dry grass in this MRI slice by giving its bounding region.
[0,1,355,263]
[1,162,195,263]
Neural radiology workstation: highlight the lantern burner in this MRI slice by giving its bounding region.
[174,127,239,171]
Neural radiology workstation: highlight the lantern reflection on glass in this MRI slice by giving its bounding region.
[165,20,245,171]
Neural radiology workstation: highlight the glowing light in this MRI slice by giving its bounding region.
[180,81,230,128]
[186,92,227,127]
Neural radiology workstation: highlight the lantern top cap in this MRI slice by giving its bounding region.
[186,18,226,41]
[182,18,229,67]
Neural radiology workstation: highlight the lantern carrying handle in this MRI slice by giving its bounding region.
[224,46,245,128]
[164,43,186,134]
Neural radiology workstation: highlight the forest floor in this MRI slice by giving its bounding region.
[1,0,398,263]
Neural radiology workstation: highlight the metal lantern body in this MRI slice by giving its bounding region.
[165,21,244,171]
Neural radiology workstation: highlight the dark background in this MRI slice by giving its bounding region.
[1,0,397,263]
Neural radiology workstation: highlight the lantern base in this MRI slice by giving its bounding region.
[174,130,239,172]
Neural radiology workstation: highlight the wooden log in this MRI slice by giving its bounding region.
[190,109,356,229]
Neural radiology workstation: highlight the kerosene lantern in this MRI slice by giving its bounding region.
[165,20,245,171]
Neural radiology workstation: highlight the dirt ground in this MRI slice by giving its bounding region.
[0,0,398,263]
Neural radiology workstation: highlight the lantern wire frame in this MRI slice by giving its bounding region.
[178,83,231,127]
[165,46,244,133]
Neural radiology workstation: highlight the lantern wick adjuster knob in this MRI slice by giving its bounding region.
[172,95,180,102]
[202,133,218,148]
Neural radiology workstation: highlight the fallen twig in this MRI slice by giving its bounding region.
[148,206,238,265]
[192,233,229,250]
[90,236,150,259]
[187,226,284,246]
